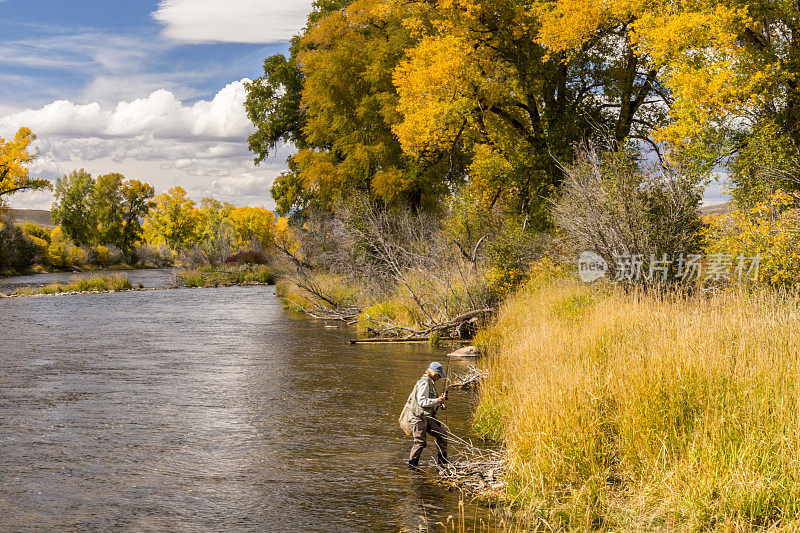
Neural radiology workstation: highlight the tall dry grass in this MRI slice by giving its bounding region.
[475,279,800,530]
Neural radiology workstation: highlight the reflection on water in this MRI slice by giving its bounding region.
[0,286,499,531]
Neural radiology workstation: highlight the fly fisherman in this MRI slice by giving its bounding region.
[402,362,448,468]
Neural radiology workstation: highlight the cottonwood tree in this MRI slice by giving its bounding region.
[245,0,470,216]
[51,169,96,246]
[120,179,155,262]
[93,172,125,247]
[146,186,202,249]
[0,127,50,199]
[392,0,670,225]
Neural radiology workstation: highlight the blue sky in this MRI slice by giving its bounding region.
[0,0,310,209]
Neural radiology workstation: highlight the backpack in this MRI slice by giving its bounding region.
[398,385,416,436]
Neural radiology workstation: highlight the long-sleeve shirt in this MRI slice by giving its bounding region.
[410,374,439,418]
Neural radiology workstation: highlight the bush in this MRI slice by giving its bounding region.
[224,250,270,265]
[68,245,88,266]
[553,144,703,280]
[91,245,111,266]
[704,190,800,286]
[135,244,175,267]
[47,242,70,268]
[0,216,39,271]
[21,222,51,243]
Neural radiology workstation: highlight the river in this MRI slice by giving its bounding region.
[0,282,500,531]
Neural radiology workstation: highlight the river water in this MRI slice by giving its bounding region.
[0,282,499,531]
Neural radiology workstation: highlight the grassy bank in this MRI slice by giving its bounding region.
[475,278,800,530]
[178,265,277,288]
[14,275,132,295]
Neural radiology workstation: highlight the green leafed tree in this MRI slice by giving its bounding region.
[120,178,155,262]
[93,172,125,247]
[51,169,96,246]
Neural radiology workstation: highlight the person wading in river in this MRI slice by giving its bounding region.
[403,362,448,468]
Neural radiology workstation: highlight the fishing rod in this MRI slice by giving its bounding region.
[443,354,452,429]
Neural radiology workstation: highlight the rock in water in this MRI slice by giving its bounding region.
[448,346,479,357]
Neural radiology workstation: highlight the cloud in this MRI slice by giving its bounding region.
[153,0,314,44]
[0,79,290,211]
[211,173,274,197]
[0,79,252,142]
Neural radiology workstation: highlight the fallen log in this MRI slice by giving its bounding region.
[425,308,494,334]
[348,337,429,344]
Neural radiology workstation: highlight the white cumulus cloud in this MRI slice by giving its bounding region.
[153,0,314,44]
[0,79,290,211]
[0,79,253,142]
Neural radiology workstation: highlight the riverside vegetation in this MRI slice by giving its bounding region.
[474,275,800,530]
[11,274,133,296]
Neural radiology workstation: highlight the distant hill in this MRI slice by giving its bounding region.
[10,209,55,229]
[700,203,731,216]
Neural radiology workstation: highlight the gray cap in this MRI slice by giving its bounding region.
[429,362,445,378]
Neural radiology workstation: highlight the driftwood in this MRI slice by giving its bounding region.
[432,423,508,498]
[348,337,429,344]
[448,365,488,390]
[438,458,507,497]
[355,308,494,343]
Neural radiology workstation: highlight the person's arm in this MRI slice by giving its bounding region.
[416,378,442,409]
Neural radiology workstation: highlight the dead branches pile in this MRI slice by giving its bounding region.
[448,365,488,390]
[434,427,508,497]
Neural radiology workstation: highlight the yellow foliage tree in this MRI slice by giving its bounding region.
[226,206,275,251]
[627,1,798,168]
[704,190,800,287]
[146,186,202,249]
[0,127,50,199]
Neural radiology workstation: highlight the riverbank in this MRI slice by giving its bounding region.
[10,274,132,296]
[2,267,277,297]
[0,262,159,279]
[474,276,800,530]
[179,265,277,288]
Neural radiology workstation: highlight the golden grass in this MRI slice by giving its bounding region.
[475,279,800,530]
[14,275,132,295]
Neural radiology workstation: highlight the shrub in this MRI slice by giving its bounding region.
[46,242,70,268]
[68,245,88,266]
[135,244,175,267]
[703,190,800,286]
[243,265,276,284]
[182,272,205,288]
[225,250,270,265]
[21,222,51,243]
[91,245,111,266]
[28,235,49,260]
[553,144,703,280]
[0,216,39,270]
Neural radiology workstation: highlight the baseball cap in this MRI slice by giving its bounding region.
[429,362,446,378]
